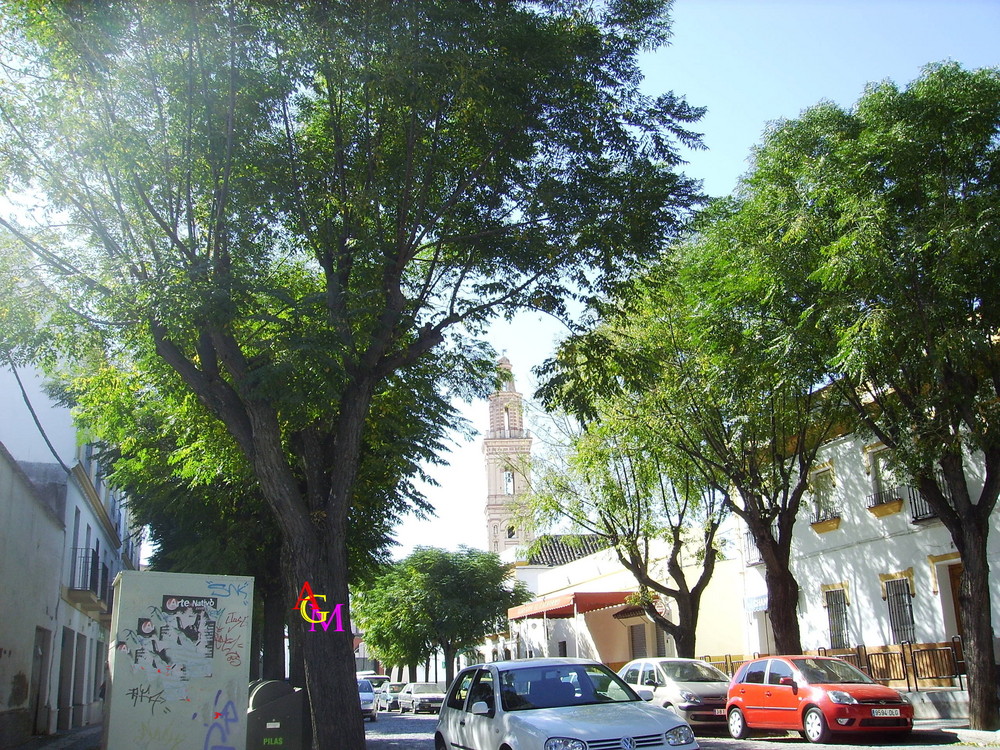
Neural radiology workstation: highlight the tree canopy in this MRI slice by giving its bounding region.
[354,547,530,686]
[527,408,728,657]
[726,61,1000,730]
[0,2,702,746]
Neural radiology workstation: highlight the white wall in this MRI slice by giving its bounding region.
[750,432,1000,659]
[0,444,65,746]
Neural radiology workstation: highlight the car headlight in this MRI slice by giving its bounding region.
[544,738,586,750]
[679,690,701,704]
[665,725,696,746]
[828,690,858,704]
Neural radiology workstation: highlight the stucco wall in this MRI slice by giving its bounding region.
[0,444,64,747]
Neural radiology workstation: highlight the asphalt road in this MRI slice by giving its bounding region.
[362,710,971,750]
[11,713,971,749]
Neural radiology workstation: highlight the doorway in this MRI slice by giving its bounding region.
[947,563,964,639]
[30,627,52,735]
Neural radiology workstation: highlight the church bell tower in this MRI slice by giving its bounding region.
[483,357,533,554]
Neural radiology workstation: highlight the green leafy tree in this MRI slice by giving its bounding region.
[357,547,531,687]
[528,411,728,657]
[734,62,1000,730]
[0,3,702,746]
[540,254,850,655]
[353,561,435,682]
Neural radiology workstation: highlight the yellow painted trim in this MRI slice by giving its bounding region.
[878,568,915,600]
[820,581,851,607]
[861,442,887,476]
[927,552,961,594]
[810,517,841,533]
[868,498,904,517]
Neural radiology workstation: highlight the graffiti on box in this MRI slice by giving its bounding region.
[116,593,237,701]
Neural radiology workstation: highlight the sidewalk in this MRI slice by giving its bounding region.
[6,725,101,750]
[915,718,1000,746]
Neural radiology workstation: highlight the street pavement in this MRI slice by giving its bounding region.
[9,714,997,749]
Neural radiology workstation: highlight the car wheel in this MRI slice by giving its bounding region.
[371,712,377,723]
[435,735,448,750]
[803,707,831,743]
[728,707,748,739]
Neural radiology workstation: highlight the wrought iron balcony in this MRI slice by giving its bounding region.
[68,547,110,613]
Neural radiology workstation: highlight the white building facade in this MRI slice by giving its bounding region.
[737,432,999,667]
[0,364,142,744]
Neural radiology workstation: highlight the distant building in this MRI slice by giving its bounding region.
[0,364,142,744]
[483,357,534,554]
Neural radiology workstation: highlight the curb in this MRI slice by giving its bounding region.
[942,728,1000,747]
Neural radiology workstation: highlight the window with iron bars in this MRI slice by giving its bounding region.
[810,467,839,523]
[824,588,849,650]
[885,578,916,644]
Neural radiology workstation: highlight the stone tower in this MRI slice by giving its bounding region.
[483,357,533,554]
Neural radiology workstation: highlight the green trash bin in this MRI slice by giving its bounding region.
[247,680,309,749]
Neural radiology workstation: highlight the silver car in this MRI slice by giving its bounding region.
[618,658,730,731]
[398,681,446,713]
[358,678,377,722]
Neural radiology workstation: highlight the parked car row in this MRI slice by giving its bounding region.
[370,680,447,713]
[424,654,914,750]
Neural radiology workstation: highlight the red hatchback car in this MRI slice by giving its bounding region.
[726,655,913,743]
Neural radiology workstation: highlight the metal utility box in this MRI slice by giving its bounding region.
[247,680,309,749]
[102,571,253,750]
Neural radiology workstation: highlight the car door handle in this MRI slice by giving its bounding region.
[460,720,466,726]
[765,691,772,697]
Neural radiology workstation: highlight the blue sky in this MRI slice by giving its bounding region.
[392,0,1000,557]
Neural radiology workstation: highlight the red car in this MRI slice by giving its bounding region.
[726,655,913,743]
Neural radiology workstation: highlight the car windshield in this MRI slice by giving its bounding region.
[792,658,875,685]
[357,680,373,692]
[413,683,443,694]
[387,683,406,692]
[499,663,640,711]
[660,661,729,682]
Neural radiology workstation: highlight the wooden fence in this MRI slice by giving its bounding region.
[701,636,965,692]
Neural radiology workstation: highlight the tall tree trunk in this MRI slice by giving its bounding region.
[285,524,364,750]
[443,644,456,687]
[956,525,1000,730]
[764,564,802,655]
[261,576,286,680]
[408,663,417,682]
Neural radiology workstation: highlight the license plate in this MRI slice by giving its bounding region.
[871,708,900,717]
[713,709,726,716]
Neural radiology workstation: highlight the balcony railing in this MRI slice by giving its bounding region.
[69,547,110,612]
[811,502,840,524]
[486,429,530,440]
[908,485,941,522]
[866,487,906,508]
[743,531,763,565]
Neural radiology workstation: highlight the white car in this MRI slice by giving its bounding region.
[435,658,699,750]
[358,678,377,722]
[398,681,447,713]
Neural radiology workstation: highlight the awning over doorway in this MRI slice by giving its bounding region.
[508,591,632,620]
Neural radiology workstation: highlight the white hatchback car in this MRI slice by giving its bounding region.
[435,658,699,750]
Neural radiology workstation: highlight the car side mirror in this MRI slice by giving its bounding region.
[637,688,654,701]
[644,678,659,687]
[470,701,490,715]
[779,676,795,686]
